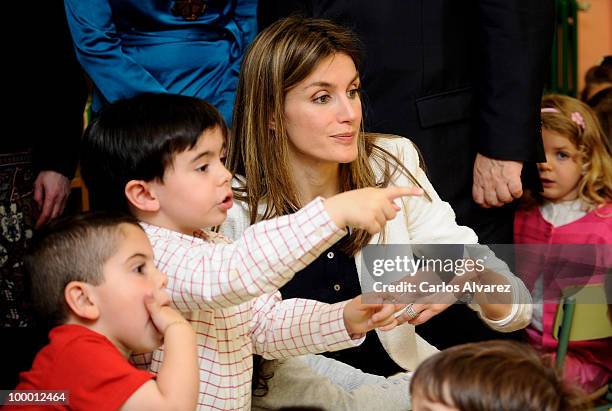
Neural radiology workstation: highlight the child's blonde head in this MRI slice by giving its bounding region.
[540,94,612,208]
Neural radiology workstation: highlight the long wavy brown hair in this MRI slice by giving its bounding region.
[523,94,612,212]
[227,17,430,256]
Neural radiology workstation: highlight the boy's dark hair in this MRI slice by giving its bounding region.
[81,93,228,212]
[410,340,589,411]
[25,212,142,326]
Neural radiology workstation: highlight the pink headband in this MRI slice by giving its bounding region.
[541,107,586,130]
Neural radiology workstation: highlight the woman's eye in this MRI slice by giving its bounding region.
[198,164,209,172]
[347,88,361,99]
[313,94,331,104]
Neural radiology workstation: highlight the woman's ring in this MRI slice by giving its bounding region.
[404,303,419,320]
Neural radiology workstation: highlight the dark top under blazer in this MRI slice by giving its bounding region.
[280,235,404,377]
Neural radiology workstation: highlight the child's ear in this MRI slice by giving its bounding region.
[65,281,100,320]
[125,180,160,212]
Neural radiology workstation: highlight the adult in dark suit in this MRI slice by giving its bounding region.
[258,0,554,349]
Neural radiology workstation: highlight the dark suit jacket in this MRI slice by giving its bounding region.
[2,1,87,179]
[259,0,554,243]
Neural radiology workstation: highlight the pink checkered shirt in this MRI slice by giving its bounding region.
[132,197,360,410]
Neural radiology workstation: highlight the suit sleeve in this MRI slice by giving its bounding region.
[475,0,554,162]
[31,2,87,179]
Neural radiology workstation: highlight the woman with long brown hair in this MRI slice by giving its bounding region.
[222,17,532,409]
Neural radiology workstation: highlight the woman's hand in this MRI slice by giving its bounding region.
[395,302,452,326]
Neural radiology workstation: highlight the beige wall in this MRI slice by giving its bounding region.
[577,0,612,92]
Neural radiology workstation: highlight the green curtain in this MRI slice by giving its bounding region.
[548,0,579,96]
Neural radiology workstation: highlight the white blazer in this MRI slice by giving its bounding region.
[221,135,532,370]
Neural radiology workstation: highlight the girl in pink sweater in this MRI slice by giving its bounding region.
[514,94,612,392]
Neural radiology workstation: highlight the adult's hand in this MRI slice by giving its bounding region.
[472,153,523,208]
[401,302,452,326]
[33,171,71,228]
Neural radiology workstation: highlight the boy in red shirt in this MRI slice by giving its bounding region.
[4,213,198,410]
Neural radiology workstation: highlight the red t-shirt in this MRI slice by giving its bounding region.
[5,324,154,410]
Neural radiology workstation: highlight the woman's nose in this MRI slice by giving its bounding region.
[337,96,359,123]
